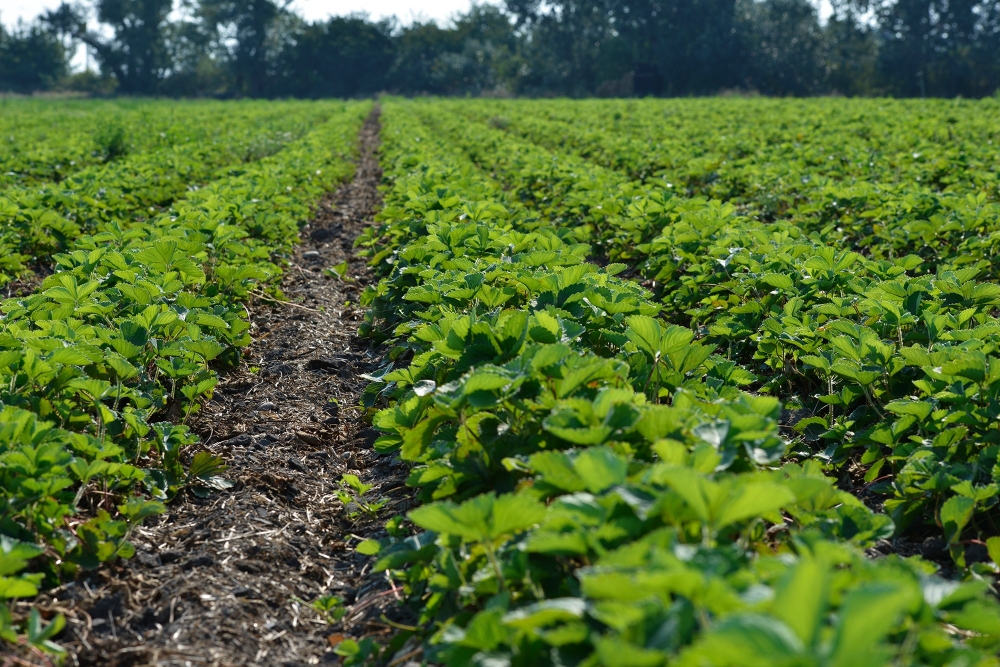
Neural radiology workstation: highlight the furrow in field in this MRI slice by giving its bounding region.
[0,102,371,662]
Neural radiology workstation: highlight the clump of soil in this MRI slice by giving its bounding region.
[27,108,410,667]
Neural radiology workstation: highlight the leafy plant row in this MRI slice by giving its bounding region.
[0,101,338,288]
[347,102,1000,667]
[0,99,320,190]
[446,98,1000,276]
[0,102,371,656]
[396,102,1000,565]
[451,97,1000,207]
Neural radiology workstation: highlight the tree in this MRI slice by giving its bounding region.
[40,2,86,54]
[818,0,880,96]
[503,0,621,95]
[270,15,394,97]
[159,7,226,96]
[77,0,173,94]
[198,0,286,97]
[386,6,520,95]
[737,0,824,95]
[0,21,68,92]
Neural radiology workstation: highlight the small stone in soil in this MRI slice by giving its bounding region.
[136,552,160,567]
[257,401,276,411]
[215,433,252,448]
[264,362,295,376]
[302,250,322,260]
[182,555,215,570]
[306,357,345,371]
[296,431,323,446]
[309,225,342,242]
[354,428,380,447]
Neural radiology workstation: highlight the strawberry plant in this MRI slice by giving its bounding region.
[0,100,339,288]
[393,99,1000,563]
[0,101,372,653]
[348,101,1000,666]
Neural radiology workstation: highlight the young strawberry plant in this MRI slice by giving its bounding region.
[0,101,339,288]
[347,101,1000,667]
[0,102,372,654]
[391,99,1000,567]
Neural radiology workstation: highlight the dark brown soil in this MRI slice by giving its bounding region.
[23,107,412,667]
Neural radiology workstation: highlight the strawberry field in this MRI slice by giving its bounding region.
[4,96,1000,666]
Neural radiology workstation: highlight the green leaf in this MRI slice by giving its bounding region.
[987,536,1000,568]
[409,493,546,542]
[189,451,228,480]
[760,273,794,290]
[573,447,629,493]
[625,315,663,356]
[714,482,795,530]
[940,495,976,544]
[829,583,916,667]
[185,339,227,361]
[688,615,802,666]
[356,540,381,555]
[771,558,828,648]
[503,598,587,630]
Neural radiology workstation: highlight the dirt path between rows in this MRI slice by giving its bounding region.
[29,107,410,667]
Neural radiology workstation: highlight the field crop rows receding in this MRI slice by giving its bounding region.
[0,99,370,658]
[6,96,1000,665]
[0,100,340,289]
[345,99,1000,666]
[0,99,318,190]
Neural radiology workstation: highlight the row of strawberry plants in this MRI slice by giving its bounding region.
[0,99,311,190]
[445,99,1000,275]
[452,98,1000,200]
[347,102,1000,666]
[0,102,371,656]
[421,101,1000,289]
[406,104,640,253]
[0,101,338,288]
[398,100,1000,561]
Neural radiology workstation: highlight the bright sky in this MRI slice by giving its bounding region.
[0,0,488,29]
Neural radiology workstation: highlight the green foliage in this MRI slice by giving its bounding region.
[0,99,334,287]
[310,594,347,624]
[410,98,1000,553]
[94,114,130,161]
[0,100,370,653]
[336,473,388,521]
[352,100,1000,667]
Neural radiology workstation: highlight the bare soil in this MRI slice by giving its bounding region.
[24,107,411,667]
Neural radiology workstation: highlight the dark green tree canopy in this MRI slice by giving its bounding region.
[4,0,1000,97]
[77,0,173,94]
[0,22,67,93]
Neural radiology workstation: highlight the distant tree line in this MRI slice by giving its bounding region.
[2,0,1000,97]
